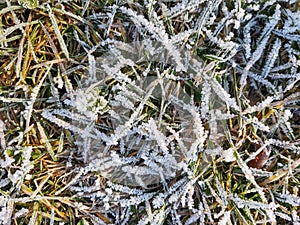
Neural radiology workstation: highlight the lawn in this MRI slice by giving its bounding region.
[0,0,299,224]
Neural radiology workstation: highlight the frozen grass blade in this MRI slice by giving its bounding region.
[36,121,57,161]
[46,4,69,59]
[0,119,6,149]
[25,64,52,130]
[0,21,39,42]
[28,202,39,225]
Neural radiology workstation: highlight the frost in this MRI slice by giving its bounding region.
[2,0,299,224]
[39,1,299,222]
[18,0,39,9]
[222,148,235,162]
[275,193,300,207]
[14,208,29,219]
[218,211,231,225]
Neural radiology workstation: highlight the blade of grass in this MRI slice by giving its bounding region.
[36,121,57,161]
[25,64,52,130]
[40,22,73,92]
[46,4,69,59]
[28,202,39,225]
[0,21,39,43]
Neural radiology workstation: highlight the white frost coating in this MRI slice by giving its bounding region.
[19,0,299,224]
